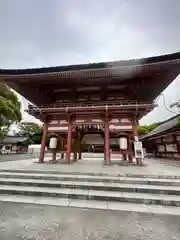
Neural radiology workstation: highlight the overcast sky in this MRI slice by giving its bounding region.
[0,0,180,125]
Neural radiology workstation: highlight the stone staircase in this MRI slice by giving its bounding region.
[0,170,180,214]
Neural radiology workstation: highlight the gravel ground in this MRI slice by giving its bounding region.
[0,202,179,240]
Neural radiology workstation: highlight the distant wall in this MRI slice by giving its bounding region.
[143,132,180,159]
[28,144,47,154]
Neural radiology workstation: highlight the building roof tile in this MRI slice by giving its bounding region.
[141,114,180,140]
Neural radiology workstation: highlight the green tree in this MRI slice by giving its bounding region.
[0,83,21,139]
[17,122,43,143]
[170,100,180,126]
[137,125,149,135]
[170,100,180,110]
[138,122,162,135]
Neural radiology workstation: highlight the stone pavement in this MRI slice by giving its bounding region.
[0,153,38,162]
[152,157,180,167]
[0,155,180,177]
[0,202,179,240]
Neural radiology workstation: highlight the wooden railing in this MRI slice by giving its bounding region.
[28,100,154,111]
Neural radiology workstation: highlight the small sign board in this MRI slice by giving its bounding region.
[134,141,144,159]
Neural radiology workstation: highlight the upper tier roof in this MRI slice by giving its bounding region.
[1,52,180,107]
[1,52,180,75]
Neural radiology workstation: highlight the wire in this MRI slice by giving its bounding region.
[155,93,179,115]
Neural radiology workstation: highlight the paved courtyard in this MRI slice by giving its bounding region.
[0,202,179,240]
[0,154,180,177]
[0,153,39,163]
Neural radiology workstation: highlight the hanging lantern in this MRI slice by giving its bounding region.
[49,137,58,149]
[119,137,128,150]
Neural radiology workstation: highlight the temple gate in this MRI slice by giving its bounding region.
[1,52,180,164]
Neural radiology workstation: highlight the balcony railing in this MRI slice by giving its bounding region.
[28,101,155,113]
[28,100,154,110]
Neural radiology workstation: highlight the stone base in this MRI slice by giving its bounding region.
[34,161,45,164]
[109,161,147,167]
[48,160,59,164]
[34,159,75,165]
[103,160,112,165]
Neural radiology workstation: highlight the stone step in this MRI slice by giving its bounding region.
[1,194,180,215]
[0,185,179,207]
[0,169,180,179]
[0,171,180,186]
[0,177,180,195]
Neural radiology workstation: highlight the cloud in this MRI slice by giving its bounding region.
[0,0,180,124]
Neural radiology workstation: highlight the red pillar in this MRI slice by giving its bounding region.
[39,122,48,163]
[66,119,72,163]
[104,118,111,163]
[174,135,180,156]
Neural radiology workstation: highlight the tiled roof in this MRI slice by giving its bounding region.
[141,114,180,139]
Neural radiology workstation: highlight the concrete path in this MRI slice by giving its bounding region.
[0,202,179,240]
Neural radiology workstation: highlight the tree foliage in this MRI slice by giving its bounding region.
[0,83,21,139]
[170,100,180,110]
[137,122,162,135]
[17,122,42,137]
[138,100,180,136]
[137,125,149,135]
[170,100,180,125]
[17,122,43,144]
